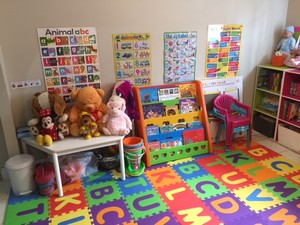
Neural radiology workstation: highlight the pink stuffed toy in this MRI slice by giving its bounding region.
[102,95,132,136]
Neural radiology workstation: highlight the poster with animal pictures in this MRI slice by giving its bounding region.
[205,24,243,79]
[164,31,197,83]
[112,33,152,86]
[37,27,101,103]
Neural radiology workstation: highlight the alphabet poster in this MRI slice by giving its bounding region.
[37,27,101,103]
[112,33,152,86]
[164,32,197,83]
[205,24,243,79]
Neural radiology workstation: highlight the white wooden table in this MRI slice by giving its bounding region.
[21,135,126,197]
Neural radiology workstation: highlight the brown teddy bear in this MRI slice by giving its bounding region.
[27,92,70,137]
[69,86,108,136]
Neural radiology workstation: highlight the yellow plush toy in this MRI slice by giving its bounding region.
[78,112,100,140]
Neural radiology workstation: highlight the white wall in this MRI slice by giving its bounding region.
[286,0,300,26]
[0,0,289,159]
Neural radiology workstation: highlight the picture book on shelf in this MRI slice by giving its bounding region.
[158,86,180,101]
[183,128,205,144]
[142,103,165,119]
[179,97,197,114]
[179,83,197,98]
[165,105,179,116]
[140,87,159,103]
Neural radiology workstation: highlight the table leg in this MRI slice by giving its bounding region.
[52,153,64,197]
[118,139,126,180]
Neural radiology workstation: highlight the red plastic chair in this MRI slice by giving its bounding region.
[213,94,252,151]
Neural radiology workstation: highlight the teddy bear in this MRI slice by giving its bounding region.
[27,91,69,137]
[69,86,108,136]
[78,111,101,140]
[36,109,64,146]
[102,95,132,136]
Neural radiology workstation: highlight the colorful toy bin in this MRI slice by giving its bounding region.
[123,137,146,176]
[34,162,56,196]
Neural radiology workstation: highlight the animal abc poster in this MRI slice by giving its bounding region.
[37,27,101,103]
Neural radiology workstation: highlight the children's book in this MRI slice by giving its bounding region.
[179,83,197,98]
[140,87,159,103]
[183,128,205,144]
[179,97,197,114]
[158,86,180,101]
[142,103,165,119]
[165,105,179,116]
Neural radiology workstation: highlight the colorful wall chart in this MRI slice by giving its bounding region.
[37,27,101,103]
[112,33,152,86]
[164,32,197,83]
[205,25,243,79]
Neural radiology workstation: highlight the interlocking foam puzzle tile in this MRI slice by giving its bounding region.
[233,183,282,213]
[116,174,153,197]
[136,211,180,225]
[260,176,300,202]
[82,170,114,187]
[145,166,182,188]
[49,186,87,218]
[171,160,209,180]
[237,161,281,183]
[49,207,92,225]
[124,189,168,220]
[5,198,49,225]
[4,142,300,225]
[89,199,132,225]
[204,192,254,224]
[261,155,300,176]
[186,174,228,200]
[84,180,121,207]
[258,197,300,224]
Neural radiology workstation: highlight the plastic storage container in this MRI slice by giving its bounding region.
[5,154,36,196]
[34,162,56,195]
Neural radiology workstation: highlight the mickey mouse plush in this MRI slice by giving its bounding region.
[36,109,64,146]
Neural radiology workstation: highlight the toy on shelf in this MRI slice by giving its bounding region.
[69,87,108,136]
[102,95,132,136]
[36,109,64,146]
[27,91,69,137]
[275,26,296,53]
[78,112,101,140]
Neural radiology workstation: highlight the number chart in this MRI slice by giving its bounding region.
[112,33,152,86]
[37,27,101,103]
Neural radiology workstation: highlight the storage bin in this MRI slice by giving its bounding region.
[253,114,276,138]
[5,154,36,196]
[278,124,300,151]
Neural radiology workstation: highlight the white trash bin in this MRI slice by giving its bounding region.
[5,154,36,196]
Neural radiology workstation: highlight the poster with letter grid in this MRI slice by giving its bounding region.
[37,27,101,103]
[205,24,243,79]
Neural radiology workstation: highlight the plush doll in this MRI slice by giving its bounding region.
[27,92,69,137]
[36,109,64,146]
[275,26,296,53]
[78,111,101,140]
[102,95,132,136]
[69,86,108,136]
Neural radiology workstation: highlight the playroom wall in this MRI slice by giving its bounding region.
[0,0,292,170]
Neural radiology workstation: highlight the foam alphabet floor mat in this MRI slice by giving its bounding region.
[4,139,300,225]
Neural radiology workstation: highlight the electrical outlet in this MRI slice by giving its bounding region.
[11,79,41,89]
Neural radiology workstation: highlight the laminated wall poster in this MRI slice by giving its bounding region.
[112,33,152,86]
[164,32,197,83]
[37,27,101,103]
[205,24,243,79]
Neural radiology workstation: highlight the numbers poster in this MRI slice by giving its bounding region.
[112,33,152,86]
[205,24,243,79]
[37,27,101,103]
[164,32,197,83]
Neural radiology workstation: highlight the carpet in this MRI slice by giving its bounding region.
[4,139,300,225]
